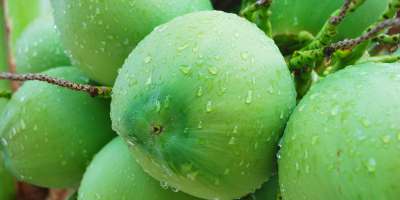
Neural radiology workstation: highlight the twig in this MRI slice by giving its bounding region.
[306,0,364,50]
[0,72,112,98]
[289,18,400,70]
[242,0,273,38]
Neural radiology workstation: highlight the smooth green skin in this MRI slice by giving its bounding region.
[14,12,71,74]
[79,137,203,200]
[6,0,50,47]
[278,62,400,199]
[50,0,214,86]
[0,66,116,189]
[111,11,296,200]
[246,0,391,42]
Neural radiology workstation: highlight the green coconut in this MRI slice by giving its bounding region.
[50,0,214,86]
[78,137,203,200]
[278,62,400,199]
[111,10,296,200]
[14,12,71,74]
[0,66,115,188]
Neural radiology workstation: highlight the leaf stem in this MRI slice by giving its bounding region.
[0,72,112,98]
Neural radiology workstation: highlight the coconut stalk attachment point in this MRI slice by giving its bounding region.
[110,10,296,200]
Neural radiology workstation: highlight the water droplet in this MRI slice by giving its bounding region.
[298,104,306,112]
[240,51,249,60]
[164,95,172,108]
[178,43,189,51]
[246,90,253,104]
[207,66,219,75]
[171,187,179,192]
[381,135,391,143]
[390,75,400,82]
[197,87,203,96]
[214,177,221,185]
[331,104,339,116]
[234,31,240,38]
[311,135,319,146]
[363,158,376,172]
[179,65,192,74]
[144,53,151,63]
[310,92,319,99]
[206,101,212,112]
[1,138,8,146]
[155,100,161,112]
[160,181,169,189]
[198,121,203,129]
[146,74,152,85]
[360,117,372,127]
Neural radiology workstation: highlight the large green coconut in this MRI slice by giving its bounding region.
[50,0,214,86]
[278,62,400,199]
[78,137,203,200]
[14,12,71,74]
[0,66,115,188]
[111,10,296,200]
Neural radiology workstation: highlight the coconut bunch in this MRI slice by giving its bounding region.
[0,0,400,200]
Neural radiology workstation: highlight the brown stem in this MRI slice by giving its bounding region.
[329,0,353,26]
[324,18,400,56]
[1,0,19,91]
[0,72,112,98]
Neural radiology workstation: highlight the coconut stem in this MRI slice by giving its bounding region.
[242,0,273,38]
[377,0,400,23]
[0,72,113,98]
[372,33,399,53]
[306,0,363,50]
[330,0,400,71]
[288,18,400,71]
[0,89,12,99]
